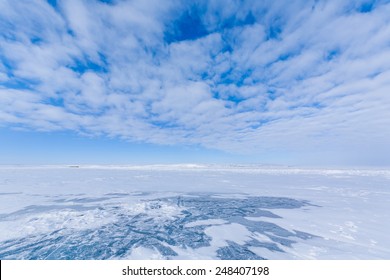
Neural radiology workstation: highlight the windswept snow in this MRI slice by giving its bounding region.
[0,165,389,259]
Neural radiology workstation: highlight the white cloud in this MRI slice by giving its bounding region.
[0,0,389,165]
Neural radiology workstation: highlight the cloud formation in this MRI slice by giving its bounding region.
[1,0,390,164]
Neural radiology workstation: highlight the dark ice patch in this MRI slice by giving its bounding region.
[0,193,319,260]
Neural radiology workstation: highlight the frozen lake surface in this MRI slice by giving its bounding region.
[0,165,389,259]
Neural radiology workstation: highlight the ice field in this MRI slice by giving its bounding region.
[0,165,389,260]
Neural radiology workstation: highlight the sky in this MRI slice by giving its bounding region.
[0,0,390,166]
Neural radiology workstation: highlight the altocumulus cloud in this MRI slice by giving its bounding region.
[1,0,390,165]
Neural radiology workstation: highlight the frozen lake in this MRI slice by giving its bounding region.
[0,165,389,259]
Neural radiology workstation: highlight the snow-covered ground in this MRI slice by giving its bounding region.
[0,165,389,259]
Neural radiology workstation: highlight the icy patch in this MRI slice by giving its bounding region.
[0,166,389,259]
[185,219,227,227]
[0,208,115,242]
[0,194,313,260]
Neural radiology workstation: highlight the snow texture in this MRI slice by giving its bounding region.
[0,165,389,259]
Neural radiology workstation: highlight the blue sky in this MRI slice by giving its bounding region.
[1,0,390,166]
